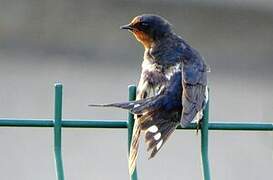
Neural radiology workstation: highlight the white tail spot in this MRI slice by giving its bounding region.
[133,104,140,108]
[148,125,158,133]
[192,111,203,123]
[154,133,161,140]
[156,140,163,150]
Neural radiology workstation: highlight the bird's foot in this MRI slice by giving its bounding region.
[196,120,202,135]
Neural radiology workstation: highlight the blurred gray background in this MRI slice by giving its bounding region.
[0,0,272,179]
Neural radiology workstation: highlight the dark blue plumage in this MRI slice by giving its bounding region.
[160,71,182,111]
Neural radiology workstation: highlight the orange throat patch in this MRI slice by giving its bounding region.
[132,30,153,49]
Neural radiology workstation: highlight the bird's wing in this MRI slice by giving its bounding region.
[151,39,207,128]
[129,69,182,172]
[139,71,182,158]
[180,49,208,127]
[128,119,141,175]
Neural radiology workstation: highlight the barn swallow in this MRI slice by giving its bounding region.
[90,14,208,175]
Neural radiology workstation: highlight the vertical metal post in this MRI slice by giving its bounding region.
[201,90,211,180]
[127,85,138,180]
[54,83,65,180]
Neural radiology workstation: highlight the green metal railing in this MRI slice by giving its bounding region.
[0,83,272,180]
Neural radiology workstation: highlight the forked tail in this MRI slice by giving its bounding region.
[88,95,161,114]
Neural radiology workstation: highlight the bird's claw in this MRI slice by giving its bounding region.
[195,120,202,135]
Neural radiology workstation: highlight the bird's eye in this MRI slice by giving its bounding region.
[140,22,149,27]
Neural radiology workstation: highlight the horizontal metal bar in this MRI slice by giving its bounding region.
[0,119,128,128]
[179,122,273,131]
[62,120,128,128]
[0,119,272,131]
[208,122,273,131]
[178,122,273,131]
[0,119,54,127]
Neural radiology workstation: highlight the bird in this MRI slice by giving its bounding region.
[89,14,209,175]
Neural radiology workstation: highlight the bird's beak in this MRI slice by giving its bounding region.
[120,24,134,31]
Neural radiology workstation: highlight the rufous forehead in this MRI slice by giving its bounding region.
[130,16,141,25]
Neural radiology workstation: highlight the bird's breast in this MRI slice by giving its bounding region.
[142,58,158,72]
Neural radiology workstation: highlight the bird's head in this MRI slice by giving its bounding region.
[120,14,173,49]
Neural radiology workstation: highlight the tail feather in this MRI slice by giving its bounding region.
[128,120,141,175]
[88,98,149,113]
[131,95,163,114]
[148,124,176,159]
[89,95,163,115]
[88,101,136,110]
[140,111,180,159]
